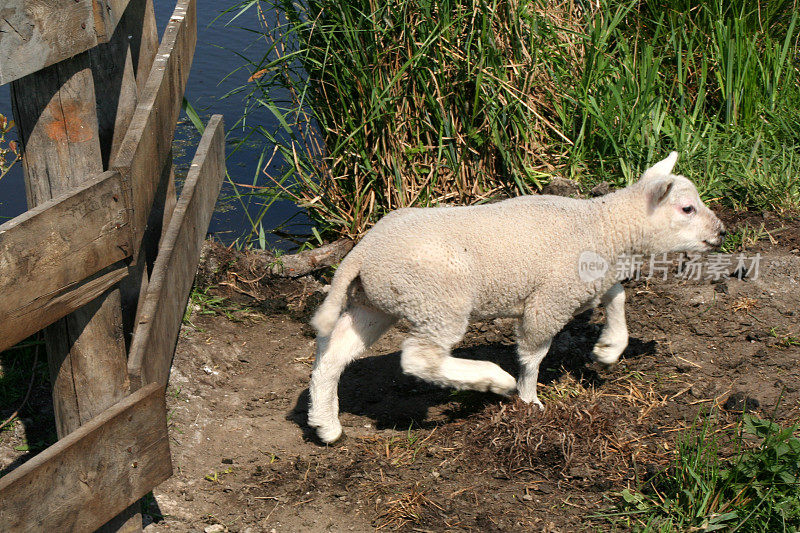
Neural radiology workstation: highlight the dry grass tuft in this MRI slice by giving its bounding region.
[469,395,624,478]
[731,297,759,313]
[451,375,673,485]
[373,483,444,530]
[356,428,438,467]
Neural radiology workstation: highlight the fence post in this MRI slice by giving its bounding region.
[9,1,162,531]
[10,53,131,443]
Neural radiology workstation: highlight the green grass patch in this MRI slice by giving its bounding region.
[604,412,800,532]
[719,221,781,253]
[183,286,247,326]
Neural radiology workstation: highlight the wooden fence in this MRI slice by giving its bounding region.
[0,0,225,530]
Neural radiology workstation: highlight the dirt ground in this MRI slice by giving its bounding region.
[135,212,799,532]
[2,213,799,532]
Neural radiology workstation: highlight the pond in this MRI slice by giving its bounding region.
[0,0,308,250]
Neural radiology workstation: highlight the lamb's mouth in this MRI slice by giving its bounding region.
[703,239,721,249]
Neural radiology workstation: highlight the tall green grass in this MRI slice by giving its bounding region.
[229,0,800,241]
[229,0,564,238]
[543,0,800,209]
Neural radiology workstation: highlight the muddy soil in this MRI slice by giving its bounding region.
[2,215,799,532]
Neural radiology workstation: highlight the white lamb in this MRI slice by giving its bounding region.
[308,153,725,443]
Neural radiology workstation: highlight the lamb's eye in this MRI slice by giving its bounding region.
[682,205,695,214]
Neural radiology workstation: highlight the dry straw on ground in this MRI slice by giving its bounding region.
[452,374,674,485]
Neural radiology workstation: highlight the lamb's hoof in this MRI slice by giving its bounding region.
[518,393,545,411]
[592,343,624,366]
[315,424,345,445]
[488,373,518,396]
[308,412,344,444]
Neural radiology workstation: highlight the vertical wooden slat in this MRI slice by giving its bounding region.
[134,0,159,94]
[12,57,103,205]
[117,0,179,350]
[111,0,196,255]
[128,115,225,390]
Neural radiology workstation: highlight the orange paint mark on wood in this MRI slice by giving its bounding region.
[44,101,95,143]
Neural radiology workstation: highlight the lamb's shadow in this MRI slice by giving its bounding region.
[289,311,657,441]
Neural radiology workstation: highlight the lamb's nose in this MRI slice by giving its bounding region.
[719,229,727,239]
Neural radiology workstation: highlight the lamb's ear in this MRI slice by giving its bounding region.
[641,151,678,181]
[648,178,675,211]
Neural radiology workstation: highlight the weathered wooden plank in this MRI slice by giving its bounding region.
[133,0,158,94]
[0,264,128,353]
[112,0,196,257]
[128,115,225,390]
[0,383,172,532]
[0,0,133,86]
[0,171,131,351]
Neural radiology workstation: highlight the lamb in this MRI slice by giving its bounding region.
[307,152,725,443]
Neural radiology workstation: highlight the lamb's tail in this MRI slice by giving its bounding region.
[310,250,363,337]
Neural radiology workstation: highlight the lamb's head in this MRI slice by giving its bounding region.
[637,152,726,253]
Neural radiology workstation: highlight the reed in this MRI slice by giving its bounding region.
[227,0,800,242]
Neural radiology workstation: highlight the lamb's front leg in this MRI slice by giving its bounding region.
[592,282,629,365]
[516,293,568,408]
[516,337,552,409]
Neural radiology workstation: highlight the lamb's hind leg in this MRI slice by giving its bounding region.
[592,283,629,365]
[308,304,396,443]
[400,320,517,395]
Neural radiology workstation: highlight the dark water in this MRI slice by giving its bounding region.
[0,1,306,250]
